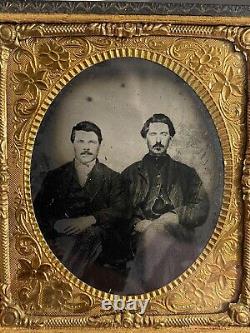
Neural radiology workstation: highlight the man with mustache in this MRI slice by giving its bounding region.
[122,113,209,293]
[34,121,128,292]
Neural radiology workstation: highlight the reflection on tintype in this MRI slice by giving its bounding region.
[32,58,223,295]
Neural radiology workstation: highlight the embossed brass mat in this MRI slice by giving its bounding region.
[0,18,250,330]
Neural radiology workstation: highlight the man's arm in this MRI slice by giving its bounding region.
[54,216,96,235]
[33,171,59,238]
[175,167,209,228]
[134,168,209,238]
[55,172,130,235]
[34,170,90,237]
[92,172,130,224]
[163,167,209,241]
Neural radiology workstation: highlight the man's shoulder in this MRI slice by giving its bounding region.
[122,156,198,178]
[45,161,74,179]
[170,157,191,170]
[169,157,200,181]
[96,162,119,177]
[122,160,142,176]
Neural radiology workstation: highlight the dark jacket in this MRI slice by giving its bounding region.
[34,160,128,240]
[122,154,209,241]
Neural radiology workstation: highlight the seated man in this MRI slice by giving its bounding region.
[122,113,209,294]
[34,121,129,292]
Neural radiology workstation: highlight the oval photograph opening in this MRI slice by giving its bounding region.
[31,58,224,295]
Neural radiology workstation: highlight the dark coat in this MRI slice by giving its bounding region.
[33,160,129,291]
[122,154,209,241]
[122,154,210,292]
[34,160,128,239]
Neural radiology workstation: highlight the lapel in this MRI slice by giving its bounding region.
[59,162,81,197]
[83,161,105,202]
[165,155,174,192]
[166,157,183,205]
[137,157,150,188]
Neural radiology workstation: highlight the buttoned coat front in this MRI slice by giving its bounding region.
[122,154,209,240]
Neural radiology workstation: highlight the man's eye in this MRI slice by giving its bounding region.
[89,140,97,144]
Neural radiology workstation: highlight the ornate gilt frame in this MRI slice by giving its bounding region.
[1,2,250,331]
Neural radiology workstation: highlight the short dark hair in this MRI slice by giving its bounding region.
[140,113,176,138]
[70,121,103,143]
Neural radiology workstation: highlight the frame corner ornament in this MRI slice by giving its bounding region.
[229,299,250,326]
[0,283,43,328]
[221,27,250,53]
[0,24,17,48]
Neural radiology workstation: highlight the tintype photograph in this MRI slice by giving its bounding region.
[31,58,224,295]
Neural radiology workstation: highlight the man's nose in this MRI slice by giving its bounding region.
[82,143,90,150]
[156,136,161,143]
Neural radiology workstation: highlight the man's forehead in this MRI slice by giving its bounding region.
[74,130,98,140]
[148,122,169,132]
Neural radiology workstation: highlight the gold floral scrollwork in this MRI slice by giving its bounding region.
[7,25,245,326]
[16,254,94,313]
[16,24,44,41]
[51,283,94,314]
[210,67,242,103]
[12,62,47,164]
[14,63,48,98]
[16,258,94,313]
[0,284,20,326]
[38,41,70,71]
[12,38,74,164]
[0,283,42,327]
[189,46,221,75]
[17,257,53,311]
[169,39,222,75]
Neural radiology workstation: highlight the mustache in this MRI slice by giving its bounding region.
[153,143,164,148]
[81,151,93,155]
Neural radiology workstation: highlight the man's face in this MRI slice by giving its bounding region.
[73,130,100,164]
[146,122,171,156]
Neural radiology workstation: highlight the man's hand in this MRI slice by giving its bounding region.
[54,216,96,236]
[149,212,179,232]
[134,219,152,233]
[134,212,179,233]
[156,212,179,225]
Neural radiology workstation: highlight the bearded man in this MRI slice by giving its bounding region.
[122,113,209,293]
